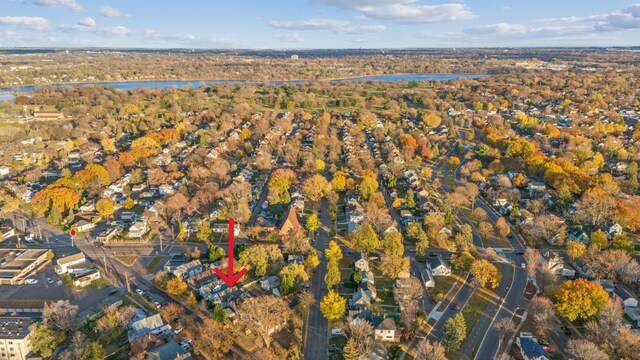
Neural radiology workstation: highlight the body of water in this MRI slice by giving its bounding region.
[0,73,490,100]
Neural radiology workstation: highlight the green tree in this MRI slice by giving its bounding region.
[405,189,416,209]
[47,203,62,225]
[358,173,379,200]
[320,290,346,322]
[29,323,64,358]
[352,223,379,253]
[212,305,228,323]
[406,223,429,255]
[612,234,634,255]
[305,213,321,233]
[280,263,309,295]
[207,245,226,263]
[196,220,213,243]
[590,229,608,250]
[443,313,466,353]
[324,259,341,289]
[383,230,404,256]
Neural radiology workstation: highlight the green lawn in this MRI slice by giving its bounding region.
[429,275,456,303]
[145,255,165,274]
[461,289,493,338]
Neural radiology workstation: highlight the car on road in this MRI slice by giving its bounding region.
[561,326,572,336]
[135,288,144,295]
[25,278,38,285]
[450,302,460,311]
[408,248,416,253]
[429,253,437,257]
[514,251,524,255]
[24,234,35,243]
[46,277,53,284]
[521,263,526,269]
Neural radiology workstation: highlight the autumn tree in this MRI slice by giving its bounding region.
[383,229,404,255]
[166,277,188,296]
[351,223,379,253]
[302,174,332,201]
[43,300,78,332]
[380,254,410,280]
[305,251,320,270]
[495,217,510,238]
[237,295,291,349]
[207,245,226,263]
[523,247,540,279]
[196,220,213,244]
[554,279,608,321]
[575,188,616,226]
[183,318,233,360]
[416,340,447,360]
[358,171,379,200]
[238,244,284,276]
[320,290,346,322]
[344,318,374,355]
[567,241,586,261]
[305,213,321,233]
[325,240,343,262]
[470,259,499,288]
[324,259,341,289]
[528,296,555,337]
[566,339,609,360]
[590,229,608,250]
[279,263,309,295]
[343,337,360,360]
[29,322,64,358]
[95,198,115,219]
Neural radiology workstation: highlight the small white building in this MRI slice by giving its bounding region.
[55,253,87,275]
[128,220,148,238]
[0,166,9,177]
[427,255,451,276]
[614,288,639,309]
[74,220,95,233]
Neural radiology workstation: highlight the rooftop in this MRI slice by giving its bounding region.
[0,317,35,339]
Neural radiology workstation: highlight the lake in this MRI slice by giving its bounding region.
[0,73,490,100]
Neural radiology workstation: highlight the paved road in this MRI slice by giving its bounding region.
[304,200,331,360]
[426,274,475,343]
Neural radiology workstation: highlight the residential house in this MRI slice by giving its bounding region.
[173,260,203,279]
[279,206,303,238]
[427,255,451,276]
[349,289,372,313]
[541,251,576,278]
[354,253,370,272]
[96,227,120,243]
[212,222,240,237]
[128,220,148,238]
[567,228,589,244]
[73,269,101,287]
[199,279,227,301]
[346,200,364,232]
[516,332,550,360]
[614,288,639,309]
[128,314,170,342]
[358,281,377,301]
[74,219,95,233]
[0,166,9,177]
[527,182,547,197]
[373,317,398,342]
[55,252,87,275]
[602,223,623,239]
[130,333,167,357]
[260,276,281,291]
[594,279,615,294]
[147,341,192,360]
[420,268,435,288]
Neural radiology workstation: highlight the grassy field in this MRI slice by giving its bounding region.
[461,289,494,338]
[429,275,457,304]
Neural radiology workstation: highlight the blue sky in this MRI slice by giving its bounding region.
[1,0,639,48]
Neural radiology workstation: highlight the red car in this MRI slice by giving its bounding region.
[450,302,460,310]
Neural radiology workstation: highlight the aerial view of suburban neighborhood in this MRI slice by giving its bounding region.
[0,1,639,360]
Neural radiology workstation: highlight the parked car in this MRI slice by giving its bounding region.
[46,277,53,284]
[135,288,144,295]
[450,302,460,311]
[25,278,38,285]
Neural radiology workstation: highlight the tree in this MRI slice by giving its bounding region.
[43,300,78,332]
[358,172,379,200]
[95,198,115,219]
[416,340,447,360]
[305,251,320,270]
[280,263,309,295]
[407,222,429,255]
[612,234,634,255]
[207,245,226,263]
[237,295,291,349]
[331,172,348,192]
[343,337,360,360]
[59,332,104,360]
[528,296,555,337]
[450,251,475,270]
[325,259,341,289]
[166,277,188,296]
[523,247,540,279]
[196,220,213,243]
[567,241,587,261]
[159,302,185,324]
[405,189,416,209]
[305,213,321,233]
[590,229,608,250]
[123,197,135,209]
[238,244,284,276]
[383,229,404,256]
[351,223,379,253]
[478,221,493,242]
[575,188,616,227]
[344,318,374,355]
[495,217,510,238]
[470,259,499,288]
[29,322,64,358]
[101,138,116,153]
[302,174,332,201]
[283,228,311,255]
[566,339,609,360]
[320,290,346,322]
[443,313,466,353]
[325,240,343,262]
[380,254,410,280]
[183,318,233,360]
[554,279,609,321]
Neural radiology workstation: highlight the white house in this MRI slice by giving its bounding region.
[420,269,435,288]
[128,220,148,238]
[541,251,575,278]
[55,252,87,275]
[0,166,9,177]
[127,314,170,342]
[373,317,398,342]
[427,255,451,276]
[73,269,101,287]
[74,220,95,233]
[354,253,370,272]
[173,260,203,279]
[614,288,639,309]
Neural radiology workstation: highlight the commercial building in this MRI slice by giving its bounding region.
[0,317,35,360]
[0,249,50,285]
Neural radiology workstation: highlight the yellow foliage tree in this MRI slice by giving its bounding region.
[554,279,608,321]
[166,277,188,296]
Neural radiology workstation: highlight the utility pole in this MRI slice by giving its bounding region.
[160,236,163,253]
[125,272,131,293]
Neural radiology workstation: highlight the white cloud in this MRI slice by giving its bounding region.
[99,6,130,18]
[464,3,640,40]
[0,16,50,31]
[77,17,96,27]
[270,18,385,34]
[312,0,476,24]
[26,0,82,11]
[275,33,305,43]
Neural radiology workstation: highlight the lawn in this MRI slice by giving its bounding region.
[428,275,456,304]
[145,255,165,274]
[461,289,493,338]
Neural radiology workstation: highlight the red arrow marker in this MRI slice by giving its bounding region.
[214,218,247,287]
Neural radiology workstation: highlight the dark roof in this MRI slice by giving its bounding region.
[519,336,549,359]
[0,317,34,339]
[614,287,634,301]
[427,255,447,270]
[372,316,397,331]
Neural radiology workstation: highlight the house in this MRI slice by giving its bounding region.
[527,182,547,197]
[0,166,9,177]
[279,206,303,237]
[594,279,615,294]
[147,341,192,360]
[128,314,170,342]
[158,184,175,196]
[602,223,623,239]
[74,219,95,233]
[346,200,364,232]
[1,227,16,240]
[96,227,120,243]
[517,332,549,360]
[567,228,589,244]
[354,253,370,272]
[494,198,508,207]
[130,333,167,357]
[79,200,96,212]
[173,260,203,279]
[614,288,639,308]
[199,279,227,301]
[212,222,240,236]
[541,251,576,278]
[55,252,87,275]
[73,269,101,287]
[349,289,372,313]
[372,317,398,342]
[420,269,435,288]
[260,276,281,291]
[427,255,451,276]
[128,220,148,238]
